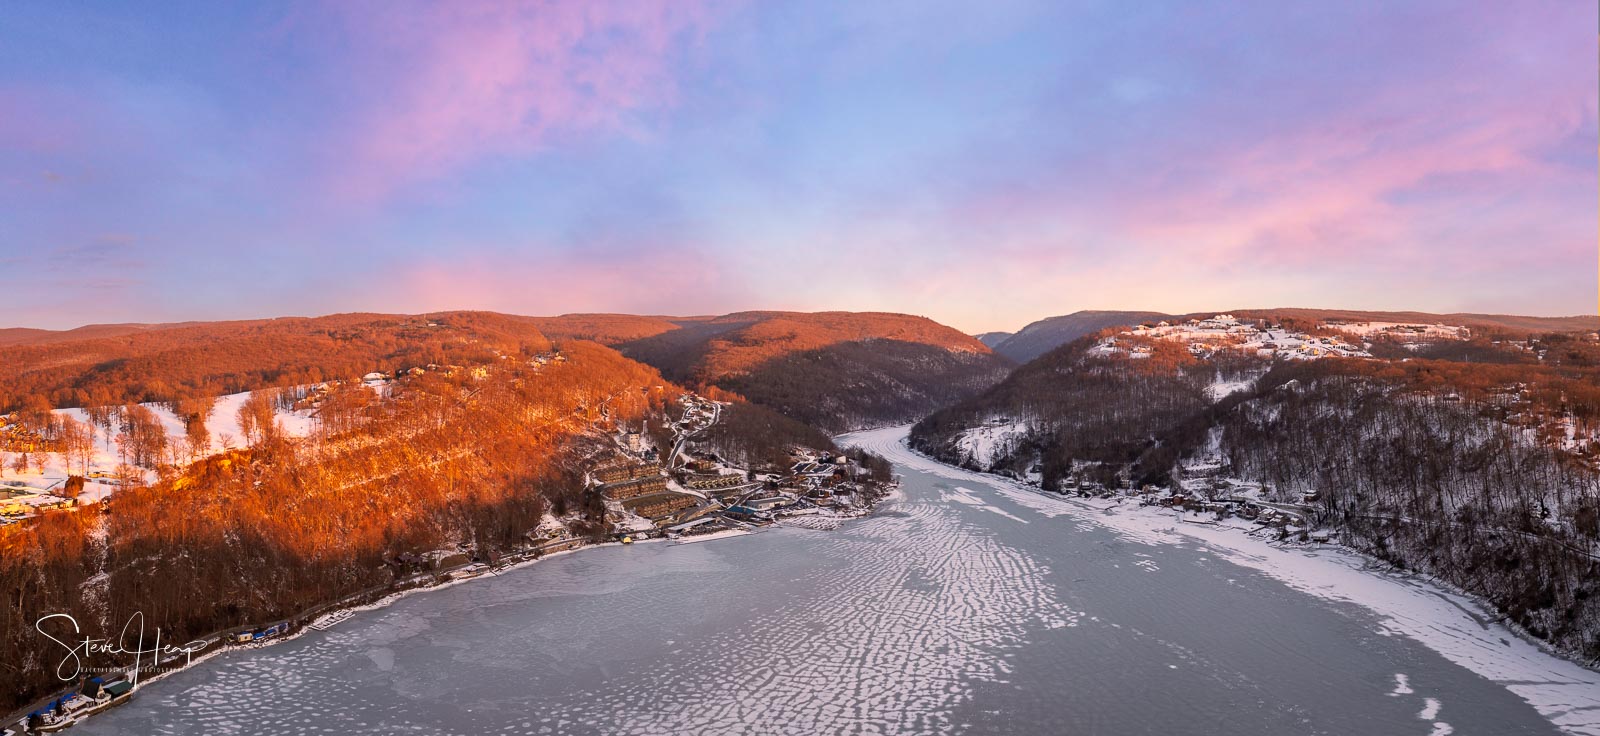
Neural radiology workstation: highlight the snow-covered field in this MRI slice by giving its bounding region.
[1205,372,1258,402]
[59,389,319,460]
[857,426,1600,736]
[1,389,324,504]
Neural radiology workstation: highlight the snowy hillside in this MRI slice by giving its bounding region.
[1,386,335,506]
[1104,314,1375,360]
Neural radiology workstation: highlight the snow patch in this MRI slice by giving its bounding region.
[1420,697,1442,720]
[954,419,1030,468]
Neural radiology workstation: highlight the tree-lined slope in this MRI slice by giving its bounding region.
[989,311,1169,362]
[990,309,1600,365]
[2,340,671,711]
[0,312,555,412]
[913,316,1600,662]
[538,311,1014,431]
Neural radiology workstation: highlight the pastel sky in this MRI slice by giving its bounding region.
[2,1,1595,333]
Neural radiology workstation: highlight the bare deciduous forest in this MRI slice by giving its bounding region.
[912,330,1600,661]
[0,310,974,712]
[536,311,1015,432]
[2,339,672,710]
[0,312,555,413]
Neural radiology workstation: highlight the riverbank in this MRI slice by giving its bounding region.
[53,431,1574,735]
[839,425,1600,736]
[8,486,900,736]
[4,537,595,733]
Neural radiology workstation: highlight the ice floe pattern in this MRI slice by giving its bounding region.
[83,545,730,736]
[77,473,1078,736]
[74,426,1581,736]
[942,486,1030,523]
[846,426,1600,736]
[579,475,1080,734]
[156,607,473,736]
[1383,674,1454,734]
[112,647,430,736]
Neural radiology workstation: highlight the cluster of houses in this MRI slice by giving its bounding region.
[528,351,566,369]
[0,415,55,455]
[1103,315,1375,361]
[675,395,718,429]
[579,402,888,544]
[699,450,880,528]
[0,480,75,525]
[1025,454,1328,543]
[1327,320,1470,343]
[1144,483,1324,538]
[11,612,305,732]
[1166,449,1326,540]
[14,676,136,733]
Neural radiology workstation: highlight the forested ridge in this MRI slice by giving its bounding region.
[2,339,681,711]
[912,327,1600,661]
[712,340,1011,434]
[536,311,1013,431]
[2,309,1012,436]
[0,309,994,712]
[0,312,554,413]
[990,308,1600,368]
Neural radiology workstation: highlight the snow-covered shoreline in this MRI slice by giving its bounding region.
[10,529,753,733]
[842,425,1600,736]
[61,504,898,730]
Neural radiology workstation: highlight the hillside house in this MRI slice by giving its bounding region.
[685,473,746,491]
[600,475,669,501]
[593,461,659,485]
[623,492,698,520]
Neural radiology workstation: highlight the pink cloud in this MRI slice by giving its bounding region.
[317,0,722,202]
[946,50,1593,284]
[1126,98,1582,259]
[332,239,747,318]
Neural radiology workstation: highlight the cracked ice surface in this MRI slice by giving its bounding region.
[544,487,1081,734]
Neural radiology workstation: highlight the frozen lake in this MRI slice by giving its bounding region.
[78,427,1587,735]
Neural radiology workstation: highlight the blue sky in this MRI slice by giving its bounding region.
[2,1,1595,332]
